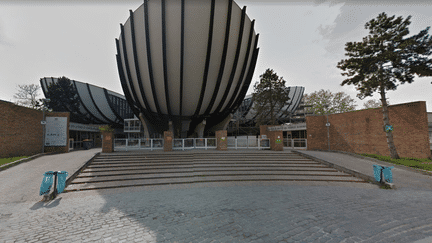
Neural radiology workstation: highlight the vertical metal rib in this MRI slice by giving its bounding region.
[225,19,256,113]
[230,43,259,114]
[144,0,162,114]
[291,87,304,117]
[116,37,141,117]
[193,0,216,117]
[214,6,246,114]
[204,0,233,115]
[161,0,172,116]
[283,87,297,119]
[86,83,114,124]
[104,88,124,123]
[119,25,146,114]
[129,10,152,113]
[179,0,185,117]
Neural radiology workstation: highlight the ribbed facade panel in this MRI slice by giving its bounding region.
[40,77,133,126]
[219,16,252,112]
[116,0,259,137]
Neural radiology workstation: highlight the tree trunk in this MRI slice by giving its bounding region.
[270,83,275,125]
[379,84,400,159]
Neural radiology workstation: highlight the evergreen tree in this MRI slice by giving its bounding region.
[45,76,81,114]
[337,12,432,159]
[252,69,291,126]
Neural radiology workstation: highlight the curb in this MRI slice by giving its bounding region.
[0,153,45,171]
[64,152,101,191]
[291,150,394,189]
[0,151,67,172]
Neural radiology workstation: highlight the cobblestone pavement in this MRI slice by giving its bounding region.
[1,181,432,243]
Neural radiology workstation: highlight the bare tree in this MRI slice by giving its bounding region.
[13,84,43,110]
[302,89,357,115]
[363,99,390,109]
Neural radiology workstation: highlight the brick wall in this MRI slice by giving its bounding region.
[260,125,283,151]
[0,100,43,158]
[306,101,432,159]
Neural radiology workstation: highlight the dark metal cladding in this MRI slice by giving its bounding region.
[179,0,185,117]
[161,0,172,116]
[204,0,233,115]
[193,0,216,117]
[144,0,162,114]
[225,19,256,113]
[291,87,304,118]
[85,83,113,124]
[213,6,246,115]
[129,10,152,114]
[104,88,124,123]
[71,81,106,124]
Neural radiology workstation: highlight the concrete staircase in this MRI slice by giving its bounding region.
[64,150,367,192]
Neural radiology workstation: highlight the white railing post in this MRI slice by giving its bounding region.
[182,139,185,151]
[151,139,153,151]
[205,138,207,150]
[139,139,141,149]
[258,138,260,150]
[235,139,237,150]
[291,139,294,149]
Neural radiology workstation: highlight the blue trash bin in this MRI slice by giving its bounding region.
[40,171,54,196]
[382,166,394,183]
[56,171,68,194]
[373,165,383,182]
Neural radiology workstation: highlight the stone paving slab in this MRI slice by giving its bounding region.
[3,149,432,242]
[0,148,101,204]
[2,181,432,243]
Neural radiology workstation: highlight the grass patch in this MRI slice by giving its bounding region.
[357,153,432,172]
[0,156,29,166]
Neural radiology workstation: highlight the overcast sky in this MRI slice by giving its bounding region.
[1,0,431,112]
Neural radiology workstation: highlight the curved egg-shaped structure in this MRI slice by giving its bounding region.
[40,77,134,128]
[116,0,259,137]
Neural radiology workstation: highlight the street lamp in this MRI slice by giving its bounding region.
[41,98,51,154]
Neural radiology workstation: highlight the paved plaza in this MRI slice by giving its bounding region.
[1,149,432,243]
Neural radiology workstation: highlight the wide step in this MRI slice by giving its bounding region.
[64,150,368,192]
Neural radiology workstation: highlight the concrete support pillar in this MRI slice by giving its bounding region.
[216,130,227,151]
[195,119,206,138]
[164,131,173,152]
[168,121,174,136]
[181,120,191,138]
[208,114,233,132]
[138,113,150,139]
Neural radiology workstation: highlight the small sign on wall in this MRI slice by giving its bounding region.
[45,117,67,146]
